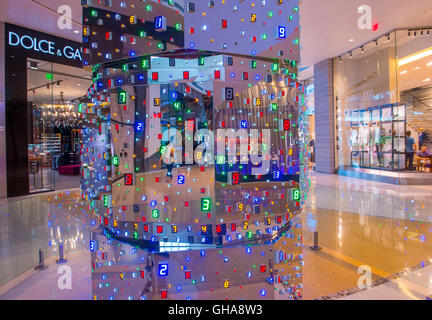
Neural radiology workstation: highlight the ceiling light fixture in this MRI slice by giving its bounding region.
[398,47,432,67]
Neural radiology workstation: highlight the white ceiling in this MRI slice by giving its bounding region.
[299,0,432,79]
[3,0,432,80]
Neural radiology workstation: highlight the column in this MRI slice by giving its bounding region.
[314,59,336,174]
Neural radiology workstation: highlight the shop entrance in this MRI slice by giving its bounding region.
[27,58,92,193]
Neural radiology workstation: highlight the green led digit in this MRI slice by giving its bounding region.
[292,189,300,201]
[152,209,159,218]
[201,198,211,212]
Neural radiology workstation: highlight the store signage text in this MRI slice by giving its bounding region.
[8,31,82,62]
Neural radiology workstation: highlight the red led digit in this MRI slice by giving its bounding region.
[161,290,167,299]
[284,119,290,131]
[124,174,133,186]
[232,172,239,185]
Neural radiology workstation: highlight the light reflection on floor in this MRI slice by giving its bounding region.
[1,173,432,299]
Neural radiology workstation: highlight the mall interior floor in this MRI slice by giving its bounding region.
[1,173,432,299]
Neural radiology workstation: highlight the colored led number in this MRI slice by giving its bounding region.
[187,120,195,131]
[224,280,230,288]
[177,175,185,184]
[154,16,167,31]
[284,119,290,130]
[254,205,261,214]
[289,148,293,156]
[154,98,160,106]
[278,26,286,39]
[152,209,159,218]
[124,174,133,186]
[251,13,257,23]
[238,203,244,212]
[103,195,109,207]
[201,198,211,212]
[142,59,149,69]
[171,225,178,233]
[224,87,234,100]
[161,290,167,299]
[159,263,168,277]
[216,224,226,235]
[292,189,300,201]
[136,122,144,132]
[89,240,96,252]
[229,172,240,185]
[243,221,248,230]
[118,91,127,104]
[112,156,119,167]
[185,271,191,279]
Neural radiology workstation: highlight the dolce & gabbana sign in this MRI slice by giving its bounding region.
[5,23,82,68]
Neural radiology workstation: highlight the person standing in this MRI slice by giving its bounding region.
[406,131,417,171]
[419,128,427,148]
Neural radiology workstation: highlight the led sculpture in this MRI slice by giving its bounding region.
[80,0,304,300]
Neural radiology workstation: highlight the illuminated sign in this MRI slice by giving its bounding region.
[6,24,82,67]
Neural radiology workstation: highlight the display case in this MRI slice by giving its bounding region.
[349,104,406,171]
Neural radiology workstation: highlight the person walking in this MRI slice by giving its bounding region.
[406,131,417,171]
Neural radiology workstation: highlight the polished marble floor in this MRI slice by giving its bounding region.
[1,172,432,300]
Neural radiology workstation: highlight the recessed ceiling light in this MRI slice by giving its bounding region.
[74,30,80,34]
[400,70,407,75]
[427,61,432,67]
[349,38,354,42]
[423,78,430,82]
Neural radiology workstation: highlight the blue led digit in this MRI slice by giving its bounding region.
[158,263,169,277]
[178,175,185,184]
[278,26,286,39]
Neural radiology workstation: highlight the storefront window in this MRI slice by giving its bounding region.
[334,31,398,173]
[27,59,91,193]
[397,29,432,173]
